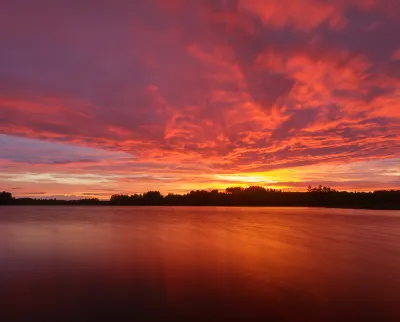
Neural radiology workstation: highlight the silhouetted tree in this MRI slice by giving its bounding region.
[143,191,163,205]
[226,187,244,194]
[110,194,131,205]
[0,191,13,205]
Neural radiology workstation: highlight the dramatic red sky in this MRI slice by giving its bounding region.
[1,0,400,199]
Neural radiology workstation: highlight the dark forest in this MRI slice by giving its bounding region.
[1,186,400,210]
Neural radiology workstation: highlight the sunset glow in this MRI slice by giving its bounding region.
[1,0,399,199]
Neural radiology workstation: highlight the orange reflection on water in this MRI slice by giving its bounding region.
[1,206,400,321]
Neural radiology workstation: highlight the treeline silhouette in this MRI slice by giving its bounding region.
[0,192,104,206]
[1,186,400,209]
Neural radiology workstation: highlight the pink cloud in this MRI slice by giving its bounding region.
[392,49,400,60]
[238,0,347,31]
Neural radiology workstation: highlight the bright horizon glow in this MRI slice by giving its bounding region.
[214,174,278,184]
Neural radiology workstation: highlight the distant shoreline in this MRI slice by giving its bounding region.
[2,186,400,210]
[1,205,400,210]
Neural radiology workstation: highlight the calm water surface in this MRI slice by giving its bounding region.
[1,206,400,321]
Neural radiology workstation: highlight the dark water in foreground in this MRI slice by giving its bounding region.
[1,207,400,321]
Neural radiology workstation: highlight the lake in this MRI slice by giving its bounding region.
[1,206,400,321]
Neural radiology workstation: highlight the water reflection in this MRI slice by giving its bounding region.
[1,206,400,321]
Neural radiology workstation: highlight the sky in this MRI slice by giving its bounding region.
[1,0,399,199]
